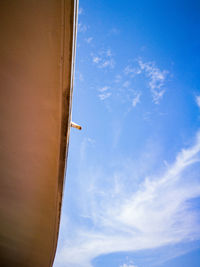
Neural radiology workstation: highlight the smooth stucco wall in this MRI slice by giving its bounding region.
[0,1,77,266]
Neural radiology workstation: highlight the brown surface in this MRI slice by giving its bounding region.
[0,0,77,266]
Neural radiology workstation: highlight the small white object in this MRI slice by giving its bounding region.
[70,121,82,130]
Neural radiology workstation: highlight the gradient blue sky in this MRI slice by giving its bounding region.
[54,1,200,266]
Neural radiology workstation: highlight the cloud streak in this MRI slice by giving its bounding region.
[55,130,200,267]
[137,60,168,104]
[132,92,141,107]
[92,49,115,69]
[99,86,110,92]
[120,264,138,267]
[78,7,84,15]
[98,92,112,100]
[85,37,93,44]
[196,95,200,108]
[123,60,169,104]
[78,22,87,33]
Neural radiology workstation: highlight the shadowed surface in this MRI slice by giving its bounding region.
[0,0,76,266]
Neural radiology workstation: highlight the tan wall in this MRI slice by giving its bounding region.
[0,1,77,266]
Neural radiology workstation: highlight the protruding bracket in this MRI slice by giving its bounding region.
[70,121,82,130]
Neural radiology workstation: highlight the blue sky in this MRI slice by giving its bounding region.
[54,1,200,266]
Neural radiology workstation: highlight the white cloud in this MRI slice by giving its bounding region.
[123,60,169,104]
[93,56,101,64]
[91,50,115,69]
[106,49,112,57]
[87,138,96,145]
[77,72,84,81]
[123,81,131,88]
[85,37,93,44]
[54,131,200,267]
[99,86,110,92]
[124,66,141,76]
[115,75,122,83]
[138,60,168,104]
[109,28,120,35]
[124,66,135,75]
[100,59,115,68]
[132,92,141,107]
[78,22,87,33]
[98,92,112,100]
[120,264,138,267]
[78,7,84,15]
[196,95,200,108]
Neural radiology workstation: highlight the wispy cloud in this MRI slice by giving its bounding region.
[120,264,138,267]
[137,60,168,104]
[124,65,141,76]
[78,7,84,15]
[123,81,131,88]
[123,60,169,104]
[109,27,120,35]
[93,56,101,64]
[101,59,115,68]
[55,130,200,267]
[115,75,122,83]
[77,72,84,82]
[98,92,112,100]
[132,92,141,107]
[85,37,93,44]
[99,86,110,92]
[78,22,87,33]
[92,49,115,69]
[196,95,200,108]
[98,86,111,100]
